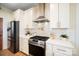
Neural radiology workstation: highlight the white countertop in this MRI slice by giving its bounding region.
[46,39,74,48]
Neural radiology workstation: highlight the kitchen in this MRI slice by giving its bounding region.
[0,3,78,56]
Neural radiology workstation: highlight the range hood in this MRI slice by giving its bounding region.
[33,16,49,23]
[33,3,49,23]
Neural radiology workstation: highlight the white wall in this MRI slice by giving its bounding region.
[76,3,79,55]
[0,5,13,49]
[3,17,8,49]
[0,5,14,21]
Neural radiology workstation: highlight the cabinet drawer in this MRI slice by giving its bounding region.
[53,46,72,55]
[54,52,70,56]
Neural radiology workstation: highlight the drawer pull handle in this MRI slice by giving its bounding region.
[57,49,66,52]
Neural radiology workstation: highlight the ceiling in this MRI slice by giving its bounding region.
[0,3,38,11]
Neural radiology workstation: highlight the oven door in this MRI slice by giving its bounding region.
[29,43,45,56]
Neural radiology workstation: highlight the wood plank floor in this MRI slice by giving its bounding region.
[0,49,27,56]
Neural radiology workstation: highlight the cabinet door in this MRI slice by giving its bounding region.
[22,38,29,54]
[46,43,53,56]
[45,3,58,28]
[24,8,33,28]
[53,45,72,56]
[19,37,23,51]
[20,37,29,54]
[59,3,70,28]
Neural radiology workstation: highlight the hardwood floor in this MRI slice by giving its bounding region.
[0,49,27,56]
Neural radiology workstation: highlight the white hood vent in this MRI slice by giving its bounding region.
[33,4,49,23]
[33,16,49,23]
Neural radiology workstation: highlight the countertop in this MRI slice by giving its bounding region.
[46,39,74,48]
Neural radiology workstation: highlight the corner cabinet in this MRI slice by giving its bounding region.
[45,3,70,28]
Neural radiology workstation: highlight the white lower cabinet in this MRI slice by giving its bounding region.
[46,43,53,56]
[20,37,29,55]
[53,46,72,56]
[46,39,74,56]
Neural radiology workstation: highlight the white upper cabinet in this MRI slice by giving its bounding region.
[45,3,58,28]
[45,3,70,28]
[24,8,33,28]
[13,9,24,21]
[14,8,33,37]
[59,3,70,28]
[14,8,33,28]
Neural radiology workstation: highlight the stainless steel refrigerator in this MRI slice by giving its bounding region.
[8,21,19,53]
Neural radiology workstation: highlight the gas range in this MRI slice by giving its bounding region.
[29,36,49,48]
[29,36,49,56]
[30,36,49,41]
